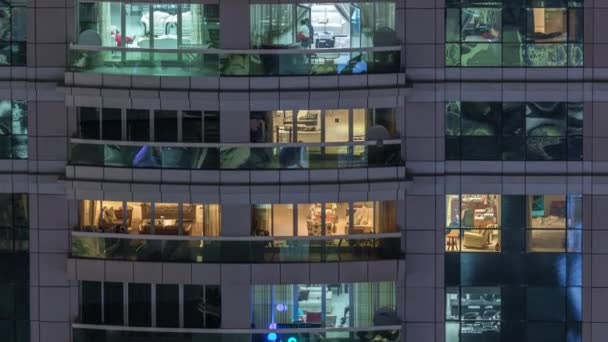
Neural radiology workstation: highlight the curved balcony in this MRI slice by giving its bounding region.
[69,45,402,77]
[73,324,402,342]
[70,231,402,263]
[69,139,403,170]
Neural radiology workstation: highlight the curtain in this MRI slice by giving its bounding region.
[353,282,396,327]
[191,4,202,46]
[204,204,221,236]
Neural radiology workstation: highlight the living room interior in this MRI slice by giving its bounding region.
[446,194,502,253]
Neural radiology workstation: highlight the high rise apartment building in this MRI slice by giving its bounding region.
[2,0,608,342]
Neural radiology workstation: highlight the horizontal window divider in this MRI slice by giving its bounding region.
[69,43,402,55]
[70,138,403,148]
[71,231,401,241]
[72,323,402,334]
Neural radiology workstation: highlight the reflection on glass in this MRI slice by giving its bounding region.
[446,2,582,67]
[0,101,26,159]
[447,101,582,161]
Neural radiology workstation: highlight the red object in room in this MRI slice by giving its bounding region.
[113,33,134,47]
[305,311,322,324]
[481,32,495,39]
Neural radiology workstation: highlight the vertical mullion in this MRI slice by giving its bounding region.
[292,204,297,237]
[121,3,127,62]
[151,284,157,327]
[179,284,184,328]
[178,202,184,235]
[123,283,129,326]
[151,202,156,235]
[101,282,105,324]
[150,110,155,141]
[121,108,127,140]
[177,110,183,142]
[201,111,205,143]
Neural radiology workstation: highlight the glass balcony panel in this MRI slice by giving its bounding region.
[104,144,140,167]
[70,233,401,263]
[73,327,401,342]
[247,147,279,169]
[71,143,104,166]
[69,46,400,76]
[70,141,401,169]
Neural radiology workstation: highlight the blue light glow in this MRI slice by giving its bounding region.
[267,333,277,341]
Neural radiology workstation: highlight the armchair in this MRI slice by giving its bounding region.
[463,229,491,249]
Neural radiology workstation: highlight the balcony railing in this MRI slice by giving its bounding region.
[69,139,403,170]
[71,231,402,263]
[68,45,402,77]
[73,324,402,342]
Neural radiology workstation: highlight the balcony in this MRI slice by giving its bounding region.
[68,45,401,77]
[69,139,403,170]
[73,324,402,342]
[70,231,402,263]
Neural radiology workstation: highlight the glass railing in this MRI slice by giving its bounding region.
[70,231,402,263]
[73,324,402,342]
[68,45,402,77]
[69,139,403,170]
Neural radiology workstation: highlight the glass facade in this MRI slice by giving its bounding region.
[79,281,221,328]
[445,194,582,342]
[250,2,396,49]
[0,194,28,342]
[77,107,220,143]
[77,200,220,236]
[252,201,397,237]
[446,0,583,67]
[0,0,25,66]
[446,101,582,161]
[0,100,26,159]
[70,1,401,76]
[250,108,397,143]
[251,282,398,331]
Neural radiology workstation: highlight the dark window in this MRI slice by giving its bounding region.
[182,111,203,143]
[203,111,220,143]
[184,285,204,328]
[126,109,149,142]
[101,108,122,140]
[156,284,179,328]
[78,107,100,139]
[104,282,124,325]
[0,283,15,320]
[154,110,178,142]
[81,281,102,324]
[205,285,221,328]
[128,283,151,327]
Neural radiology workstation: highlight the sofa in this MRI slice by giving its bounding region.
[462,224,498,250]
